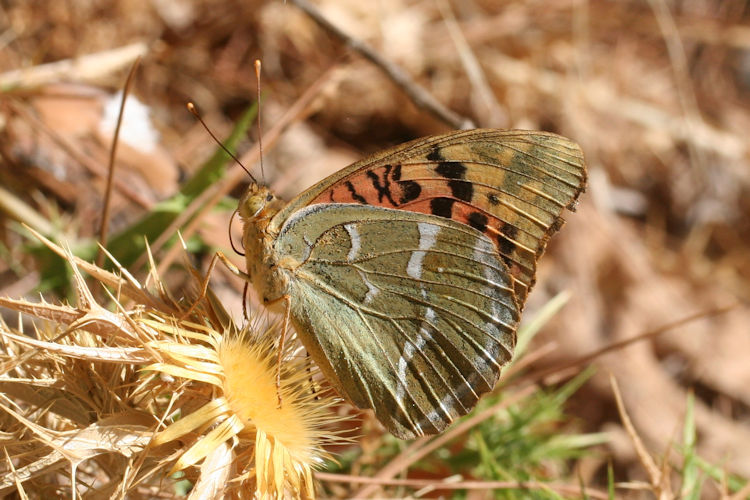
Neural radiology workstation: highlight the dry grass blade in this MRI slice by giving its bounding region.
[0,185,55,236]
[646,0,706,175]
[610,373,673,499]
[0,328,149,363]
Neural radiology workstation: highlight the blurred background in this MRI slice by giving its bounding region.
[0,0,748,497]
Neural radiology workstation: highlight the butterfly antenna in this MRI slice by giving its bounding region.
[254,59,266,184]
[186,102,257,184]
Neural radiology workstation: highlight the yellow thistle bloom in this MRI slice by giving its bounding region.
[143,318,343,499]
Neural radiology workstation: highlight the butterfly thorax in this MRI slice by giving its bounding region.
[239,185,291,306]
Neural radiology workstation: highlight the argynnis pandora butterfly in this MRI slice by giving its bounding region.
[238,129,586,439]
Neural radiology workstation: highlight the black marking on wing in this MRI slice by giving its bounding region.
[498,224,518,257]
[448,179,473,201]
[400,180,422,204]
[435,161,467,180]
[426,145,445,162]
[429,144,469,183]
[391,164,402,181]
[430,197,455,219]
[389,163,422,204]
[468,212,489,233]
[345,181,367,204]
[366,168,398,206]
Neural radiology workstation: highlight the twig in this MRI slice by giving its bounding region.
[288,0,473,130]
[500,340,558,380]
[647,0,706,178]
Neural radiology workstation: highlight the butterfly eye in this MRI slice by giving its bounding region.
[266,194,273,201]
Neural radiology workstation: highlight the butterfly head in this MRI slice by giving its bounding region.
[238,184,280,222]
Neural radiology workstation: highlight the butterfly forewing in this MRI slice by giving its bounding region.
[274,203,519,439]
[273,130,586,307]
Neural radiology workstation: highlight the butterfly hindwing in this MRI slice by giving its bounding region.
[274,203,519,439]
[272,130,586,307]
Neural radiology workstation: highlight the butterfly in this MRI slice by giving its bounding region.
[236,129,586,439]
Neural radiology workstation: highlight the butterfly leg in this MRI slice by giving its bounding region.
[264,294,292,408]
[241,282,250,322]
[182,252,250,318]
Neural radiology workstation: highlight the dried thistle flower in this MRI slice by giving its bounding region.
[0,230,348,499]
[145,317,343,498]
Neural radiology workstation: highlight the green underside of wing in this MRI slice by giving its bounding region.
[279,204,519,439]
